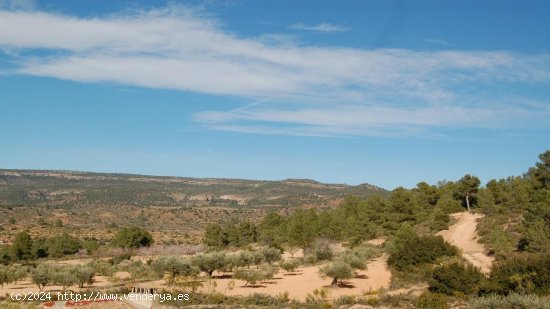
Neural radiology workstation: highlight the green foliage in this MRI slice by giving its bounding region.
[54,219,63,227]
[71,265,95,288]
[203,223,225,247]
[319,261,353,286]
[111,226,153,248]
[429,262,484,296]
[529,150,550,190]
[31,234,82,259]
[51,266,77,292]
[88,260,115,277]
[260,247,282,264]
[202,221,257,248]
[241,292,290,307]
[0,264,28,287]
[388,224,458,270]
[11,231,32,260]
[192,251,228,276]
[470,293,550,309]
[484,254,550,295]
[279,258,300,273]
[31,263,53,291]
[454,174,481,211]
[305,239,334,263]
[337,249,368,270]
[416,292,448,309]
[151,256,199,285]
[233,268,264,287]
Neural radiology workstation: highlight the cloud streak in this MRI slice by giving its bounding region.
[290,23,349,33]
[0,6,549,136]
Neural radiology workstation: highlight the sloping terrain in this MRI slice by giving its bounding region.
[437,212,494,274]
[0,169,386,208]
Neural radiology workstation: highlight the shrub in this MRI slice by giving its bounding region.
[416,291,448,309]
[334,295,356,306]
[485,253,550,295]
[389,225,458,270]
[109,252,132,265]
[88,260,115,277]
[337,250,367,270]
[280,258,300,273]
[470,293,550,309]
[259,263,278,281]
[111,226,153,248]
[242,293,289,307]
[260,247,282,264]
[429,262,484,296]
[306,239,334,262]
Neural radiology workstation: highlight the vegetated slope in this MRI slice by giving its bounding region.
[437,212,494,274]
[0,169,386,208]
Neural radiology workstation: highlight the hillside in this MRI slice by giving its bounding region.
[0,169,386,244]
[0,169,386,208]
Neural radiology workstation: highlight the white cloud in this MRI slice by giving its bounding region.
[290,23,349,33]
[0,6,549,137]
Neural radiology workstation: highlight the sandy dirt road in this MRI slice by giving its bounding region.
[437,212,494,274]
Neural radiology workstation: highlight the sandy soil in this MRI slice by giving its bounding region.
[203,254,391,301]
[437,212,494,274]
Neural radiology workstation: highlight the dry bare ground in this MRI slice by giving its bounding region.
[209,255,390,301]
[437,212,494,274]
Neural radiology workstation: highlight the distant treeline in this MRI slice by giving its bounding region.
[0,171,385,208]
[204,150,550,258]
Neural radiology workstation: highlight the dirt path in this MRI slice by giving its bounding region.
[437,212,494,274]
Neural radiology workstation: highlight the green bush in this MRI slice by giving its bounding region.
[485,254,550,295]
[337,249,368,270]
[305,239,334,262]
[151,256,199,285]
[260,247,282,264]
[429,262,484,296]
[389,225,458,270]
[280,258,300,273]
[416,291,448,309]
[242,293,289,306]
[470,293,550,309]
[233,268,264,287]
[111,226,153,248]
[319,261,353,286]
[192,251,228,276]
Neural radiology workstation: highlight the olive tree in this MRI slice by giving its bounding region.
[31,264,54,291]
[192,251,228,277]
[233,268,264,287]
[260,247,282,265]
[0,265,11,287]
[71,265,95,288]
[151,256,199,285]
[279,258,300,274]
[319,261,353,287]
[51,265,79,292]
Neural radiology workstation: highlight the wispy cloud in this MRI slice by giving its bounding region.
[0,6,549,137]
[289,23,349,33]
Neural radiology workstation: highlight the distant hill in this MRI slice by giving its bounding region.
[0,169,387,209]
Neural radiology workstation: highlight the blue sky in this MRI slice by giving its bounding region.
[0,0,549,189]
